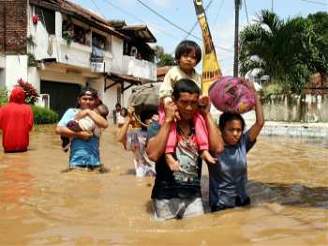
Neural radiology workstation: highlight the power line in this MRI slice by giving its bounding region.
[135,0,201,40]
[89,0,106,18]
[101,0,180,41]
[298,0,327,5]
[213,0,225,26]
[244,0,249,24]
[184,0,215,40]
[135,0,233,52]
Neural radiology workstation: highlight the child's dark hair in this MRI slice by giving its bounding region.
[97,103,109,119]
[175,40,202,65]
[139,106,158,130]
[120,107,128,117]
[219,112,246,131]
[172,78,200,100]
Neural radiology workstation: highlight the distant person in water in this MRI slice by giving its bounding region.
[117,107,157,177]
[56,87,108,171]
[61,103,109,152]
[0,86,33,153]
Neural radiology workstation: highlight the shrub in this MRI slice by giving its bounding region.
[32,105,59,124]
[0,87,8,105]
[17,78,39,104]
[263,83,284,98]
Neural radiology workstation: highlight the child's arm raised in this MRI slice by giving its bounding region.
[116,114,133,149]
[245,81,265,142]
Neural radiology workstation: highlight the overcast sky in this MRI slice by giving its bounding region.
[72,0,327,75]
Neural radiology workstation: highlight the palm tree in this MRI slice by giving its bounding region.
[239,10,316,94]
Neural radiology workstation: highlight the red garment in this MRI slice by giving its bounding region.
[0,87,33,152]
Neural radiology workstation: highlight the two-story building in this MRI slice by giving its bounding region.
[0,0,157,117]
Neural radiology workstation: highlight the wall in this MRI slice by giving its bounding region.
[5,55,28,91]
[0,0,27,53]
[263,94,328,122]
[0,68,5,87]
[110,36,123,74]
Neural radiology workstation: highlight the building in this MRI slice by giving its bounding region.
[0,0,157,117]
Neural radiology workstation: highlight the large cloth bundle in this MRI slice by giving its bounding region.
[209,76,256,113]
[128,83,160,116]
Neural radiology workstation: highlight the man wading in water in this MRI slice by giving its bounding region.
[146,79,223,220]
[56,87,108,172]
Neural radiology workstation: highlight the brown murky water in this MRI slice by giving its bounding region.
[0,125,327,245]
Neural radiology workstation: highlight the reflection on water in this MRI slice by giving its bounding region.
[0,125,327,245]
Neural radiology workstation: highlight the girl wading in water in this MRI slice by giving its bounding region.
[56,87,108,172]
[208,80,264,212]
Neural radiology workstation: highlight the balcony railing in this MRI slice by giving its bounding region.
[122,55,157,81]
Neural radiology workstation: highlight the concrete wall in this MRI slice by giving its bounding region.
[5,55,28,91]
[263,94,328,122]
[110,36,123,74]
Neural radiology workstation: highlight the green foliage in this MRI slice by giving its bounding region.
[157,53,175,66]
[154,45,175,66]
[262,83,284,98]
[239,10,328,95]
[32,106,59,124]
[27,53,37,67]
[0,87,8,105]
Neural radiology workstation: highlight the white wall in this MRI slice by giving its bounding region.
[0,69,5,87]
[28,6,58,61]
[110,36,123,74]
[122,55,157,81]
[0,55,5,68]
[5,55,28,91]
[27,67,41,92]
[39,70,86,85]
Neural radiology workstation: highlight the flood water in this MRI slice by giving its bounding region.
[0,125,327,245]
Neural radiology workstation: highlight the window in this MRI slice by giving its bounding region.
[73,25,87,45]
[92,32,107,50]
[35,6,55,35]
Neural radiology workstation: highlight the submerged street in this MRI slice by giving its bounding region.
[0,125,327,245]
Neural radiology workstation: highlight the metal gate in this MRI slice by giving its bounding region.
[40,81,81,118]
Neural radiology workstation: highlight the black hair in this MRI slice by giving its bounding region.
[172,78,200,100]
[120,107,128,117]
[219,112,246,131]
[77,87,98,108]
[115,102,121,108]
[97,103,109,119]
[79,86,98,98]
[175,40,202,65]
[139,106,158,130]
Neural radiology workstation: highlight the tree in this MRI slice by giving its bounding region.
[153,45,175,66]
[307,12,328,81]
[239,10,326,94]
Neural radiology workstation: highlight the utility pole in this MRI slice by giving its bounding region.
[272,0,274,12]
[233,0,241,77]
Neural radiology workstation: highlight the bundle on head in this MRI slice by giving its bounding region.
[128,83,160,125]
[209,76,256,113]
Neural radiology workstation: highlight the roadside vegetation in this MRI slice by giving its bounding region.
[239,11,327,95]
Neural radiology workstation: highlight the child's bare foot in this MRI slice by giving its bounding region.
[165,153,181,172]
[201,150,216,164]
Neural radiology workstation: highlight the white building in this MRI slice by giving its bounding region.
[0,0,157,117]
